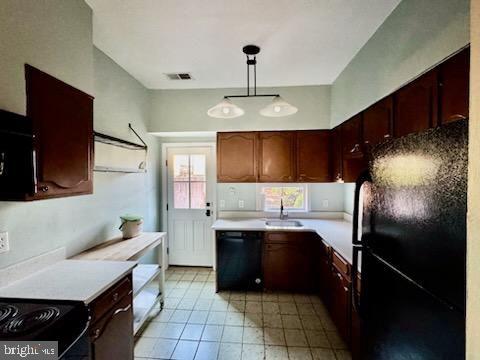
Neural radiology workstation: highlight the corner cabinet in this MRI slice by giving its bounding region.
[217,132,258,182]
[258,131,296,182]
[26,65,93,200]
[296,130,331,182]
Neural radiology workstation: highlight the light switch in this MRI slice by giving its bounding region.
[322,199,329,208]
[238,200,245,208]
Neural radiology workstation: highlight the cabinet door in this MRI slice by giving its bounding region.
[331,127,343,182]
[318,241,332,309]
[330,266,351,344]
[91,295,134,360]
[363,96,393,149]
[394,69,438,137]
[258,132,296,182]
[351,274,362,360]
[341,115,367,183]
[341,115,363,157]
[296,130,331,182]
[263,232,313,292]
[217,132,258,182]
[439,47,470,124]
[26,65,93,199]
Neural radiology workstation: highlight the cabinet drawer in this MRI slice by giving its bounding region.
[332,251,350,279]
[90,275,132,323]
[265,232,290,244]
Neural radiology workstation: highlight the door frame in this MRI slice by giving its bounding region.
[161,142,217,269]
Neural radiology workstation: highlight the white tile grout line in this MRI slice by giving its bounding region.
[137,267,348,360]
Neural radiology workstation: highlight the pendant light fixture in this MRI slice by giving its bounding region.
[207,45,298,119]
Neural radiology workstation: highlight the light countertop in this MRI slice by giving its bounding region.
[0,260,137,304]
[212,218,354,263]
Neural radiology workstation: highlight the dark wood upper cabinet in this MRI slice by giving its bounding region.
[362,96,393,150]
[26,65,93,200]
[331,127,343,182]
[439,47,470,124]
[296,130,331,182]
[341,114,363,157]
[258,131,296,182]
[394,69,438,138]
[341,115,367,182]
[217,132,258,182]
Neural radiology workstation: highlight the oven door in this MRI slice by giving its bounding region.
[60,331,91,360]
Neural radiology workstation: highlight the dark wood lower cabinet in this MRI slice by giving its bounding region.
[89,275,134,360]
[318,241,332,309]
[263,232,317,292]
[330,265,351,343]
[351,291,361,360]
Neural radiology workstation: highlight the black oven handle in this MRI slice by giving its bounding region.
[58,312,91,359]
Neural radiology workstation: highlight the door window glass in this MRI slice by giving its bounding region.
[173,154,206,209]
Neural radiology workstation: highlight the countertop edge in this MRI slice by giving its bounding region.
[212,218,354,264]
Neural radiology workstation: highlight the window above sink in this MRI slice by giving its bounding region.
[257,184,308,212]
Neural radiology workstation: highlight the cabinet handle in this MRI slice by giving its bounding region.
[40,185,49,192]
[343,286,349,292]
[384,134,391,139]
[93,304,131,340]
[0,152,4,176]
[350,144,360,153]
[113,292,119,302]
[449,114,467,121]
[337,273,342,279]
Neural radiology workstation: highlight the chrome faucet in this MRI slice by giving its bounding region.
[280,199,288,220]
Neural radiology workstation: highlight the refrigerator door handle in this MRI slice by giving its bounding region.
[352,244,362,312]
[352,170,371,245]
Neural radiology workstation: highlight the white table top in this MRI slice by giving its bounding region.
[0,260,136,304]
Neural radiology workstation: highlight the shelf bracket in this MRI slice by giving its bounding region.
[129,123,148,150]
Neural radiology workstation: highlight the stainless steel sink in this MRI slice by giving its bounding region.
[265,220,303,228]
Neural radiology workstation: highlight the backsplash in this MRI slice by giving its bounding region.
[217,183,347,212]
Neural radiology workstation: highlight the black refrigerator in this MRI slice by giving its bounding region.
[352,119,467,359]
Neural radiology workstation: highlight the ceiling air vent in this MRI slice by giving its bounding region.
[165,73,193,80]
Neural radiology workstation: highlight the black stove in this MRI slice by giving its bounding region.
[0,298,90,359]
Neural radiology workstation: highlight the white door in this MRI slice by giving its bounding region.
[167,146,215,266]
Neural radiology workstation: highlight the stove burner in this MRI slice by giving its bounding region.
[0,304,18,325]
[3,307,60,335]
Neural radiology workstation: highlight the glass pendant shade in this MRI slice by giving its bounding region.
[207,98,244,118]
[260,96,298,117]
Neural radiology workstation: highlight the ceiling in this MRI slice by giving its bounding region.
[86,0,401,89]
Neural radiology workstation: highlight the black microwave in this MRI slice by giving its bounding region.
[0,109,36,199]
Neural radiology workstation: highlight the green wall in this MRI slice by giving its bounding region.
[330,0,470,127]
[0,0,161,269]
[150,85,331,132]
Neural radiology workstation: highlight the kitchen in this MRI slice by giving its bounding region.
[0,0,478,359]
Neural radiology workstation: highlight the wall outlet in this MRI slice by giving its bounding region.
[0,232,9,254]
[238,200,245,208]
[322,199,329,208]
[219,200,226,208]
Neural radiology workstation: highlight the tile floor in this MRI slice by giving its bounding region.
[135,267,351,360]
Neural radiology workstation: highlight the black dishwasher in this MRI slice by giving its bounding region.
[216,231,263,291]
